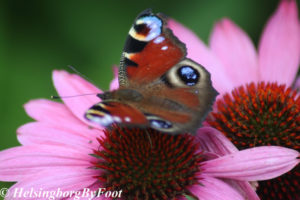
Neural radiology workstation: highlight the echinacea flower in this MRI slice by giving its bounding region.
[169,0,300,199]
[0,70,298,200]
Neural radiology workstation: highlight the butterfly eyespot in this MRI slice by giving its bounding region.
[177,66,200,86]
[164,59,209,88]
[146,114,173,131]
[150,119,172,129]
[129,15,162,42]
[134,23,149,35]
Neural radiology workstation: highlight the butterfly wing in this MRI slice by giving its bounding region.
[85,101,148,127]
[126,58,218,134]
[85,9,217,134]
[118,9,186,86]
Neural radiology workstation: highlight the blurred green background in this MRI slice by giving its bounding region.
[0,0,297,195]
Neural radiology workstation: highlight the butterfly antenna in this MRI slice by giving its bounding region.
[67,65,99,87]
[145,129,153,149]
[51,93,99,99]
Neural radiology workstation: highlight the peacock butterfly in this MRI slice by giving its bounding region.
[85,9,218,134]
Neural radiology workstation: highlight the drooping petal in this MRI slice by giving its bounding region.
[258,0,300,85]
[189,176,245,200]
[17,122,100,150]
[210,18,258,88]
[0,145,96,182]
[25,99,82,125]
[168,19,234,94]
[196,128,260,199]
[109,66,119,90]
[6,168,100,200]
[196,127,239,155]
[23,99,103,141]
[52,70,102,125]
[202,146,299,181]
[224,180,260,200]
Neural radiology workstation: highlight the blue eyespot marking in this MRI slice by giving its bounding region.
[177,66,200,86]
[150,119,173,129]
[135,16,162,41]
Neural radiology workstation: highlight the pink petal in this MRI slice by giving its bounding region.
[52,70,102,125]
[6,168,99,200]
[17,122,100,150]
[202,146,299,181]
[225,180,260,200]
[168,19,214,64]
[196,128,259,199]
[23,99,104,140]
[109,66,119,90]
[196,127,238,156]
[210,18,258,88]
[189,175,244,200]
[25,99,82,125]
[168,19,234,94]
[0,145,96,182]
[258,0,300,85]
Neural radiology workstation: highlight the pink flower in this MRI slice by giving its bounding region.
[168,0,300,199]
[0,70,298,200]
[169,0,300,94]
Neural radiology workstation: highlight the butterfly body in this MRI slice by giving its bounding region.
[85,9,218,134]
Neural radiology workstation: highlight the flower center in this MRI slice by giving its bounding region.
[208,82,299,149]
[207,81,300,200]
[92,126,202,200]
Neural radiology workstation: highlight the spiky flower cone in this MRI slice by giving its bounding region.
[208,82,300,199]
[93,127,202,200]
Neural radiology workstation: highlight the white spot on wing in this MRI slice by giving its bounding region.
[91,115,114,126]
[113,116,121,123]
[161,46,168,50]
[125,117,131,122]
[154,36,165,44]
